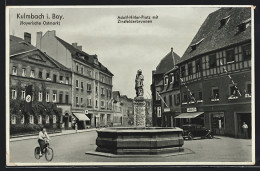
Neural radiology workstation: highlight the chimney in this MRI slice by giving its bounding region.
[72,43,77,48]
[36,31,42,49]
[24,32,31,44]
[48,30,56,37]
[171,47,176,66]
[77,45,82,51]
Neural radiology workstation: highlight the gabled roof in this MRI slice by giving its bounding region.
[179,7,251,64]
[154,50,181,75]
[10,35,70,72]
[55,36,113,76]
[112,91,120,99]
[10,35,37,56]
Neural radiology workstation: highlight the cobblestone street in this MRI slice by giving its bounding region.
[8,130,252,165]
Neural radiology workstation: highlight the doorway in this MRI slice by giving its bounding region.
[237,113,251,139]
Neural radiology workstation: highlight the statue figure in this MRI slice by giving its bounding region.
[135,69,144,97]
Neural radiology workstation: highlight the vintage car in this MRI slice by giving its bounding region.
[182,124,214,140]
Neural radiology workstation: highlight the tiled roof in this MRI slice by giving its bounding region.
[179,7,251,64]
[10,35,37,56]
[154,50,181,75]
[10,35,70,72]
[55,36,113,76]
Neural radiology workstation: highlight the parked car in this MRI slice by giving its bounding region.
[182,124,214,140]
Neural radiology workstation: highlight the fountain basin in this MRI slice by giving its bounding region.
[96,127,184,155]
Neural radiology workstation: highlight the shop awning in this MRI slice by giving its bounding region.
[175,112,204,119]
[73,113,90,121]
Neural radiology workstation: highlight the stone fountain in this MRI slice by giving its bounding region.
[93,70,184,155]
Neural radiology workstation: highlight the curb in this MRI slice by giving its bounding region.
[10,128,97,142]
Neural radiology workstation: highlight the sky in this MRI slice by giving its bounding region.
[9,6,219,99]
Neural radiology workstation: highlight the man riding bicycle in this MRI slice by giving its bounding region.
[38,127,51,156]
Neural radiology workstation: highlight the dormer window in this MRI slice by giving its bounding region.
[220,15,231,27]
[237,18,251,32]
[164,76,168,85]
[190,38,204,51]
[170,74,174,84]
[94,58,98,65]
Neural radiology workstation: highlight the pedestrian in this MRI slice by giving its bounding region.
[75,122,78,133]
[242,122,248,139]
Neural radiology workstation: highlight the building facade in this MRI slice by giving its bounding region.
[151,48,181,127]
[177,8,252,138]
[10,33,73,131]
[120,95,134,126]
[36,30,114,128]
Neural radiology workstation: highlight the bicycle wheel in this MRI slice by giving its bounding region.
[45,147,54,161]
[34,147,41,160]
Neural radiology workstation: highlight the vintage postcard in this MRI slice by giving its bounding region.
[6,5,255,166]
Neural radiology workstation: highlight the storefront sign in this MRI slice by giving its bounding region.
[164,107,170,112]
[187,107,197,112]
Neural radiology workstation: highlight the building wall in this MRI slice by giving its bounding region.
[179,42,251,137]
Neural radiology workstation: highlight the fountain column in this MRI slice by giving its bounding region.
[133,96,146,127]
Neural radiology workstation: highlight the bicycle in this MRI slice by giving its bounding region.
[34,142,54,161]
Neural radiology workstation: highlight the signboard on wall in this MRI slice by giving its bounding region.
[187,107,197,112]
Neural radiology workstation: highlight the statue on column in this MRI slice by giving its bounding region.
[135,69,144,97]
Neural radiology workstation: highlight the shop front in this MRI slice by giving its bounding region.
[72,112,91,129]
[56,104,72,130]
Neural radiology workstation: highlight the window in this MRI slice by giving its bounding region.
[12,66,17,75]
[53,115,56,124]
[11,115,16,124]
[101,101,105,108]
[246,83,251,95]
[30,70,35,78]
[229,85,239,97]
[95,100,98,108]
[59,93,63,103]
[164,76,168,85]
[176,94,180,105]
[46,92,50,102]
[38,115,42,124]
[22,68,26,77]
[76,96,79,105]
[21,115,25,124]
[53,93,57,102]
[96,86,98,94]
[29,115,34,124]
[46,73,50,80]
[163,96,167,107]
[87,83,92,92]
[65,77,69,84]
[198,91,203,101]
[39,71,42,79]
[21,90,25,100]
[212,87,219,101]
[101,87,104,95]
[59,76,63,82]
[45,115,49,124]
[101,76,104,82]
[95,72,98,79]
[11,89,17,99]
[209,54,217,68]
[188,62,192,75]
[65,95,69,104]
[81,97,83,105]
[53,74,57,82]
[238,20,251,32]
[220,16,230,27]
[81,81,84,90]
[81,66,84,74]
[181,66,185,77]
[196,59,201,72]
[87,98,92,107]
[107,114,111,122]
[169,95,172,107]
[242,44,251,61]
[226,49,235,63]
[157,107,161,117]
[183,93,187,103]
[76,80,79,88]
[76,64,79,72]
[38,92,42,102]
